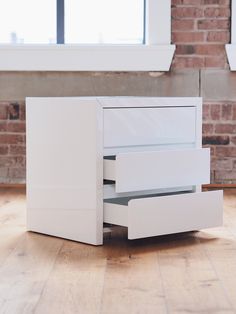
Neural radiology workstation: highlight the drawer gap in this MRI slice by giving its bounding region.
[104,190,193,206]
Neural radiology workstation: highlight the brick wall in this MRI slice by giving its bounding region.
[203,102,236,184]
[0,102,26,183]
[172,0,231,69]
[0,0,235,184]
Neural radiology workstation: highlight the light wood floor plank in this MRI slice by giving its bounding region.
[0,193,63,314]
[100,229,167,314]
[33,241,107,314]
[0,188,236,313]
[157,233,234,313]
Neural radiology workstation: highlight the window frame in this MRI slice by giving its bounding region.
[0,0,175,71]
[226,0,236,70]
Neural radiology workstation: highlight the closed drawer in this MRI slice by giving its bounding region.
[104,148,210,193]
[104,190,223,240]
[103,107,196,149]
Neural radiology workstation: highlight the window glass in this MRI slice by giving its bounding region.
[0,0,56,43]
[65,0,144,44]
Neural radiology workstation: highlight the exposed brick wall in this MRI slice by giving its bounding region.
[0,102,26,183]
[203,102,236,184]
[171,0,235,184]
[172,0,231,69]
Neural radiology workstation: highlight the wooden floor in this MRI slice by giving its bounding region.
[1,189,236,314]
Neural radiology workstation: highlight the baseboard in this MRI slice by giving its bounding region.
[0,184,26,188]
[0,183,235,190]
[203,184,236,189]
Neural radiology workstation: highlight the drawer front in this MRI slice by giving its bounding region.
[104,107,196,148]
[104,148,210,193]
[104,190,223,240]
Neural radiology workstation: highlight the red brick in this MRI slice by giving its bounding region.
[0,122,7,132]
[7,122,26,133]
[0,146,8,155]
[0,134,24,145]
[204,56,227,68]
[194,44,225,55]
[202,135,229,145]
[197,19,229,30]
[8,103,20,120]
[233,160,236,169]
[172,7,204,18]
[0,103,8,120]
[176,45,195,55]
[204,0,230,4]
[172,32,205,43]
[215,124,236,134]
[211,158,232,171]
[207,31,230,43]
[231,137,236,146]
[221,104,232,120]
[204,7,230,18]
[172,0,202,4]
[215,146,236,157]
[172,20,195,31]
[203,104,210,120]
[203,123,214,134]
[0,156,25,168]
[173,56,205,68]
[210,104,221,120]
[232,106,236,120]
[9,145,26,155]
[20,104,25,121]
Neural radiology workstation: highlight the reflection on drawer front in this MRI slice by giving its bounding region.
[104,107,196,148]
[104,148,210,193]
[104,190,223,240]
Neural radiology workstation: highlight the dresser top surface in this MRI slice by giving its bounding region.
[26,96,202,109]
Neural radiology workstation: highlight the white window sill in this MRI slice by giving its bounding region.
[226,44,236,71]
[0,44,175,71]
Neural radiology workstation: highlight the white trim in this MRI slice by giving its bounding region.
[146,0,171,44]
[226,44,236,70]
[226,0,236,70]
[0,44,175,71]
[232,0,236,43]
[0,0,175,71]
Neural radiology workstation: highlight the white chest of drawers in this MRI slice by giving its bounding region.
[26,97,223,245]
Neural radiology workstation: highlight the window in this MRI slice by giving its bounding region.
[65,0,144,44]
[0,0,56,44]
[226,0,236,70]
[0,0,175,71]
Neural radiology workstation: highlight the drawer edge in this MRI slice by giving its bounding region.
[103,202,128,227]
[128,190,223,240]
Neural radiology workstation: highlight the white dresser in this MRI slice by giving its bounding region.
[26,97,223,245]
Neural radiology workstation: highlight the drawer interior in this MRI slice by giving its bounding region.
[105,190,191,206]
[103,190,223,240]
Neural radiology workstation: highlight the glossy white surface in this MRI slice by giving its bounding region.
[26,97,103,245]
[104,148,210,193]
[104,107,196,149]
[26,96,222,244]
[104,190,223,240]
[226,0,236,71]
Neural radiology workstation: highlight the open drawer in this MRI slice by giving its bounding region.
[104,190,223,240]
[104,148,210,193]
